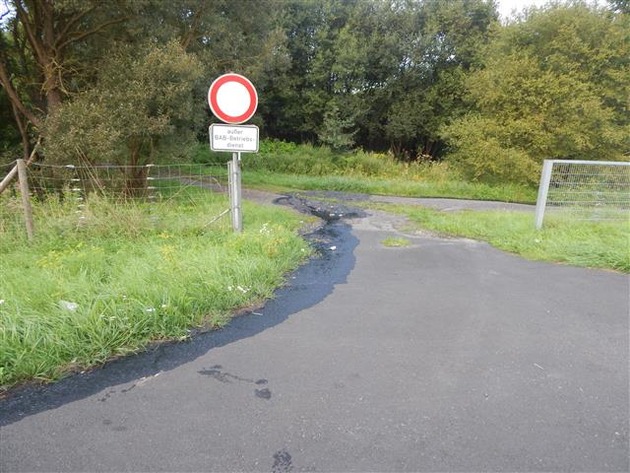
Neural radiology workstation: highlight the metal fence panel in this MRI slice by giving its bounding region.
[535,159,630,228]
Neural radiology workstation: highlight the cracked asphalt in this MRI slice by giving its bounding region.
[1,192,628,472]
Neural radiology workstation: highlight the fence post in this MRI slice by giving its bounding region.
[534,159,553,230]
[16,159,35,240]
[0,141,41,195]
[0,165,18,195]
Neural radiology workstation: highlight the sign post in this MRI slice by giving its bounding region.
[208,74,259,232]
[227,156,242,232]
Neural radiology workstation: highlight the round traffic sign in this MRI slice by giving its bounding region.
[208,73,258,124]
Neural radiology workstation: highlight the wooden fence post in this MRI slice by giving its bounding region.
[16,159,35,240]
[0,165,18,194]
[0,139,40,195]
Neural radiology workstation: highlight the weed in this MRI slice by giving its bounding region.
[381,237,412,248]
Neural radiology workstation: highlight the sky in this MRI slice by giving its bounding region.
[497,0,608,21]
[496,0,556,20]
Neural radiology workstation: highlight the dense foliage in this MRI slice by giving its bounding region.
[1,0,628,184]
[442,4,630,183]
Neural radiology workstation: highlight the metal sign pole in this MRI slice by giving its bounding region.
[230,152,243,233]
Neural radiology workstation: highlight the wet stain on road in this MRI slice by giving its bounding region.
[96,374,158,403]
[272,449,293,472]
[102,419,127,432]
[255,388,272,399]
[199,365,272,400]
[276,193,367,222]
[99,389,116,403]
[0,198,359,426]
[198,364,267,385]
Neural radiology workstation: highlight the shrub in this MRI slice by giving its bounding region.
[442,116,540,185]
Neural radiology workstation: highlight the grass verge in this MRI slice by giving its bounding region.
[372,203,629,272]
[0,188,313,390]
[241,171,537,204]
[193,142,538,203]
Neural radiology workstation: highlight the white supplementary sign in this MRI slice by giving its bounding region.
[210,124,259,153]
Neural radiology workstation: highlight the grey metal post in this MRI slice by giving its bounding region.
[230,152,243,232]
[535,159,553,230]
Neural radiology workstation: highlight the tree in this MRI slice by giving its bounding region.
[0,0,130,159]
[332,0,414,152]
[258,0,359,143]
[43,41,202,195]
[317,101,356,151]
[384,0,498,158]
[0,0,283,163]
[442,3,630,183]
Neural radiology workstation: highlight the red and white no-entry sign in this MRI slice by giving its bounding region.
[208,73,258,124]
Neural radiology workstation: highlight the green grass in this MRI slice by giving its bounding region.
[0,188,313,389]
[193,141,538,203]
[381,237,412,248]
[374,203,630,272]
[241,171,537,203]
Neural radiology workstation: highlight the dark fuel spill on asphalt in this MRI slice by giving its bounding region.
[0,194,361,426]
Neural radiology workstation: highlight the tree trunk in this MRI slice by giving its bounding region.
[125,141,148,198]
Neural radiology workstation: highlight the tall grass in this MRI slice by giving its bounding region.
[0,188,312,388]
[193,141,538,203]
[241,171,537,203]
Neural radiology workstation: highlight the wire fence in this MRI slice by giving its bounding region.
[26,162,228,198]
[535,159,630,228]
[1,161,232,239]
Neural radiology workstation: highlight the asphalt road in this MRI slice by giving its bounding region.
[1,198,628,472]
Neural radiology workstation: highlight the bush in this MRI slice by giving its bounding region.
[442,116,540,185]
[191,144,228,165]
[451,142,539,186]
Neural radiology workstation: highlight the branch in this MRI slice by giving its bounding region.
[0,4,10,23]
[56,16,129,52]
[180,8,205,51]
[14,0,48,68]
[0,56,42,127]
[57,6,96,44]
[10,100,30,159]
[26,136,41,165]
